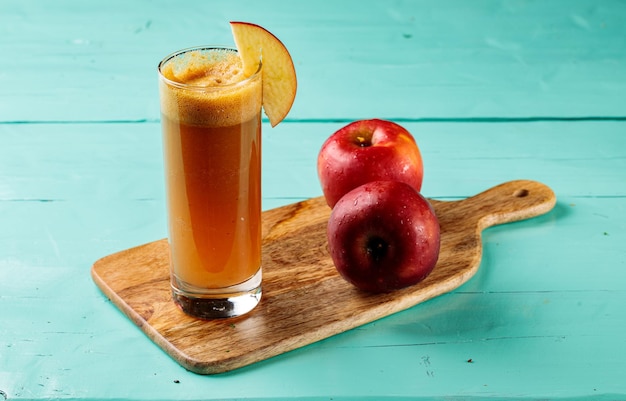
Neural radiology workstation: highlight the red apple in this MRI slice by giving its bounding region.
[317,119,423,208]
[327,180,440,293]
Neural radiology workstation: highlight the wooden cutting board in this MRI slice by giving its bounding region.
[91,179,555,374]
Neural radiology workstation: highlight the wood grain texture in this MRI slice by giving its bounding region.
[91,179,555,374]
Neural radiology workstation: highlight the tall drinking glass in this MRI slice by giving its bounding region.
[158,46,262,319]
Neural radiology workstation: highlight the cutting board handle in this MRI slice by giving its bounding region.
[451,180,556,231]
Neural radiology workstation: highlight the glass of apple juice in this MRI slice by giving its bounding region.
[158,46,262,319]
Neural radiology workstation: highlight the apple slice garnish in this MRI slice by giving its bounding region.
[230,21,297,127]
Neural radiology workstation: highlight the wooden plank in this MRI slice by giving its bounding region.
[91,180,555,374]
[1,121,624,202]
[1,0,625,122]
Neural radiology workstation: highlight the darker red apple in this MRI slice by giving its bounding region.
[327,180,440,293]
[317,119,423,208]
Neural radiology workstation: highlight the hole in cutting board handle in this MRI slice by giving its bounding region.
[513,188,529,198]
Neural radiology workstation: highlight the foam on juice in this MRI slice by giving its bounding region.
[159,48,262,128]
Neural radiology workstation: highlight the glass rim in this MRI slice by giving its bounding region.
[157,45,262,91]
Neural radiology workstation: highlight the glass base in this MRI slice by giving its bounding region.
[171,269,262,319]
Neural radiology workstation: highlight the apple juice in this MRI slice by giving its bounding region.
[158,47,262,317]
[161,114,261,288]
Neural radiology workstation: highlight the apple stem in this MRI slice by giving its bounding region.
[355,135,372,147]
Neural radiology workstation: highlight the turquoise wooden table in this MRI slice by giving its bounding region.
[1,0,625,399]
